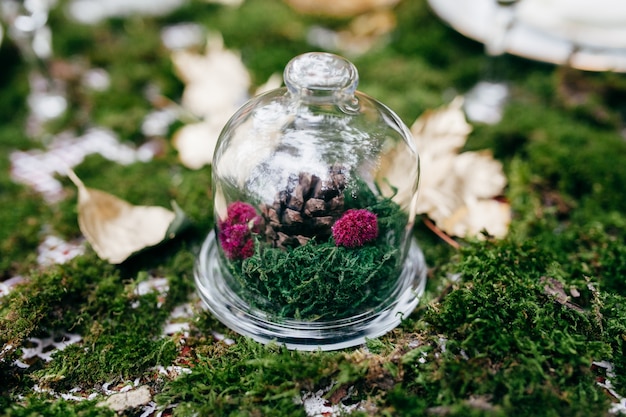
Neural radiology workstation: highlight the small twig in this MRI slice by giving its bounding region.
[586,276,604,333]
[541,276,585,313]
[422,217,460,249]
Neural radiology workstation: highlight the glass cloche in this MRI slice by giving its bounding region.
[195,52,427,351]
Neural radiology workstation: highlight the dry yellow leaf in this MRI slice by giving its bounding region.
[381,97,511,240]
[169,34,250,170]
[170,34,282,170]
[284,0,400,17]
[171,35,250,119]
[412,98,510,239]
[68,170,185,264]
[308,10,397,56]
[339,10,396,53]
[172,117,227,170]
[440,199,511,239]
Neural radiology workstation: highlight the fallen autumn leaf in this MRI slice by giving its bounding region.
[68,170,187,264]
[381,97,511,241]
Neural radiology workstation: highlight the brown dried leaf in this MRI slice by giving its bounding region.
[170,34,282,170]
[171,118,226,170]
[428,395,498,415]
[97,386,152,412]
[171,34,250,119]
[68,170,185,264]
[541,276,585,313]
[411,97,472,157]
[170,34,249,170]
[284,0,400,17]
[310,10,397,56]
[381,97,511,240]
[439,199,510,239]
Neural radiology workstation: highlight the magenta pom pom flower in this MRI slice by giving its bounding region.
[219,223,255,260]
[218,202,261,260]
[332,209,378,248]
[225,202,258,226]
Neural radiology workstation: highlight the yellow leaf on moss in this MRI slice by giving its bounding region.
[410,97,511,240]
[307,10,397,56]
[441,199,511,239]
[381,97,511,240]
[171,34,250,120]
[284,0,400,17]
[170,34,250,170]
[170,34,282,170]
[68,170,186,264]
[172,118,225,170]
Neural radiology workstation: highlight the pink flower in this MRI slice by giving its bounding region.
[332,209,378,248]
[218,202,261,260]
[223,202,259,227]
[219,223,255,260]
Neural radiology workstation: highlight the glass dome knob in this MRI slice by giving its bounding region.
[284,52,359,100]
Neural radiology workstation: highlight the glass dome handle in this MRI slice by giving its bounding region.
[284,52,359,104]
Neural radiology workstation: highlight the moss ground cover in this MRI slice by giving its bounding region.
[226,186,408,320]
[1,0,626,415]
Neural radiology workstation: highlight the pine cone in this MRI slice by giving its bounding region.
[261,164,346,249]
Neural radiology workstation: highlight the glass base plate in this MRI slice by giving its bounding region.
[195,231,427,351]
